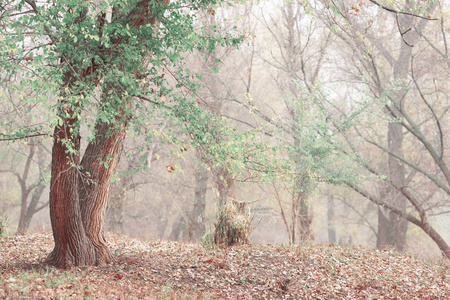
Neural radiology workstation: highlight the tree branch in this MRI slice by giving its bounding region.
[0,133,49,142]
[368,0,437,20]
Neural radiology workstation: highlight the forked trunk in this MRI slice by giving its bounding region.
[20,183,46,234]
[46,119,97,268]
[45,0,168,268]
[47,79,129,268]
[47,119,127,267]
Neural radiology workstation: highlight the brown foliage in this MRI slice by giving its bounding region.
[1,233,449,299]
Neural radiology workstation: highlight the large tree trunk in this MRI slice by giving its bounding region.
[46,109,97,268]
[45,0,169,268]
[78,78,130,264]
[47,119,126,268]
[78,121,126,265]
[46,77,128,268]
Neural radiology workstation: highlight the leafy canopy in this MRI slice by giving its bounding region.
[0,0,243,150]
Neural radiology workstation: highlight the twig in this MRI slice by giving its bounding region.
[0,133,49,142]
[368,0,437,20]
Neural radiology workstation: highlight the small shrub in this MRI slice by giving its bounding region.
[201,230,214,249]
[213,199,253,246]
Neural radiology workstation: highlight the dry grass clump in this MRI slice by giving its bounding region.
[213,200,253,247]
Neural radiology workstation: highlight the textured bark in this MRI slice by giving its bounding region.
[47,100,128,267]
[79,121,127,264]
[45,0,168,268]
[46,109,96,268]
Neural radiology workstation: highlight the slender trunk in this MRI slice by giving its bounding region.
[327,196,336,243]
[170,214,186,241]
[22,144,50,233]
[17,190,29,234]
[298,195,312,243]
[189,148,208,241]
[156,213,168,239]
[292,138,312,244]
[377,206,389,248]
[17,145,35,234]
[291,197,297,244]
[22,184,46,232]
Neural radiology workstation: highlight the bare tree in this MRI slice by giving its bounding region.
[310,0,450,258]
[0,143,49,234]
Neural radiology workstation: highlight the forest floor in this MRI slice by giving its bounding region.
[0,232,449,299]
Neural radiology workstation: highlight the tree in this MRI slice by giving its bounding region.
[14,143,48,234]
[1,0,242,267]
[0,142,49,234]
[306,0,450,258]
[186,5,256,243]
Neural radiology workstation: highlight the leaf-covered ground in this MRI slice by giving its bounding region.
[1,233,449,299]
